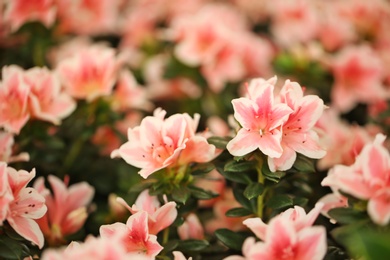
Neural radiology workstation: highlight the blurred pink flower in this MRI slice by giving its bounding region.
[4,0,56,32]
[56,45,120,102]
[195,169,226,208]
[269,0,319,47]
[33,175,94,245]
[330,45,388,112]
[322,134,390,225]
[117,190,177,235]
[227,77,293,158]
[268,80,326,171]
[100,211,163,258]
[111,108,216,178]
[56,0,119,35]
[178,213,204,240]
[0,65,30,134]
[0,162,13,225]
[0,131,29,163]
[25,67,76,125]
[111,70,154,112]
[6,165,47,248]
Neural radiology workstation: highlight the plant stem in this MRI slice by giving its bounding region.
[162,227,170,245]
[256,157,265,218]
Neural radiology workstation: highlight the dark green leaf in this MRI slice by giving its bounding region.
[191,163,215,176]
[176,239,209,252]
[224,160,256,173]
[172,186,190,204]
[292,197,309,207]
[328,208,369,225]
[216,166,251,184]
[0,236,24,260]
[293,154,315,173]
[266,194,293,209]
[188,185,219,200]
[215,229,247,251]
[244,182,264,200]
[207,136,231,149]
[225,207,253,217]
[161,240,179,253]
[262,163,285,183]
[324,246,349,260]
[233,188,255,211]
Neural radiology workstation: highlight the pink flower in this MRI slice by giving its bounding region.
[318,191,348,221]
[322,134,390,225]
[4,0,56,32]
[195,169,226,208]
[111,108,216,178]
[268,80,326,171]
[243,203,324,241]
[116,190,177,235]
[235,216,326,260]
[0,65,30,134]
[56,45,119,102]
[0,162,13,225]
[100,211,163,258]
[25,67,76,125]
[330,45,388,112]
[111,70,154,112]
[33,175,94,245]
[227,77,293,158]
[6,165,47,248]
[0,131,29,163]
[228,204,326,260]
[178,213,204,240]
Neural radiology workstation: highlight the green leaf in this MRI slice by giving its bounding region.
[191,163,215,176]
[176,239,209,252]
[216,166,251,185]
[172,186,190,204]
[215,229,247,251]
[266,194,293,209]
[224,160,256,173]
[262,163,285,183]
[233,188,255,212]
[0,236,24,260]
[328,208,369,224]
[188,185,219,200]
[293,154,315,173]
[207,136,231,149]
[292,197,309,207]
[225,207,253,217]
[128,179,155,193]
[244,182,264,200]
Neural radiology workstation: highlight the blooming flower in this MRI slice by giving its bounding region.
[227,77,293,158]
[268,80,326,171]
[25,67,76,125]
[100,211,163,258]
[322,133,390,225]
[111,108,216,178]
[56,45,120,102]
[0,66,30,134]
[33,175,95,245]
[5,164,47,248]
[116,190,177,235]
[3,0,56,32]
[177,213,204,240]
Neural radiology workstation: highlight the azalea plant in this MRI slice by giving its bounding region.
[1,0,390,259]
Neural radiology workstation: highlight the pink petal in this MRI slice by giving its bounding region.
[66,182,95,214]
[268,145,297,172]
[284,131,326,159]
[295,226,327,260]
[257,129,283,158]
[126,211,149,242]
[243,217,267,241]
[367,191,390,226]
[178,136,216,164]
[134,190,160,215]
[150,201,178,234]
[99,222,126,239]
[267,103,293,130]
[7,216,44,248]
[11,187,47,219]
[231,98,258,130]
[361,142,390,185]
[227,129,262,156]
[266,217,297,253]
[294,95,324,130]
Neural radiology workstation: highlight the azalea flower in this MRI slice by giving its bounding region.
[5,165,47,248]
[227,76,293,158]
[322,133,390,225]
[56,45,120,102]
[178,213,204,240]
[0,66,30,134]
[24,67,76,125]
[111,108,216,178]
[0,162,13,225]
[116,190,177,235]
[268,80,326,171]
[3,0,56,32]
[33,175,95,245]
[100,211,163,258]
